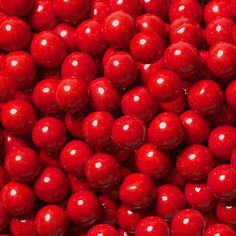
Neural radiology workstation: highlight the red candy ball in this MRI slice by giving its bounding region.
[204,224,236,236]
[87,224,118,236]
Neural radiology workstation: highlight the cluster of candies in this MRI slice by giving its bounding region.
[0,0,236,235]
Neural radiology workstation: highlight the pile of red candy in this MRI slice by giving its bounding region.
[0,0,236,235]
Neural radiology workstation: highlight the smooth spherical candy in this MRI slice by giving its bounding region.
[31,31,67,68]
[1,99,36,135]
[208,125,236,160]
[32,117,67,153]
[188,80,224,116]
[61,52,97,84]
[205,17,234,47]
[89,77,121,113]
[55,76,89,112]
[0,70,16,102]
[34,167,68,203]
[204,0,231,24]
[54,23,77,52]
[164,42,200,79]
[216,201,236,226]
[4,146,40,182]
[89,0,109,22]
[60,140,93,177]
[102,11,136,49]
[0,17,31,51]
[207,42,236,79]
[54,0,90,24]
[4,51,37,89]
[35,205,69,236]
[83,111,114,148]
[171,209,206,236]
[119,173,155,209]
[180,110,211,144]
[0,0,33,17]
[169,0,202,23]
[121,86,158,122]
[226,80,236,110]
[111,115,146,149]
[147,112,184,150]
[130,31,165,64]
[87,224,118,236]
[147,69,182,103]
[135,143,171,179]
[176,144,214,181]
[1,181,35,216]
[76,20,107,55]
[66,190,102,226]
[185,182,217,213]
[29,0,58,32]
[117,204,147,234]
[32,78,60,115]
[170,18,202,48]
[204,224,236,236]
[104,51,138,89]
[10,214,37,236]
[155,184,186,220]
[207,164,236,201]
[136,216,169,236]
[85,153,121,189]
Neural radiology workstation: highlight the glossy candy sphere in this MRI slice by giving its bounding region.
[54,0,90,24]
[121,86,158,122]
[180,110,210,144]
[188,80,224,116]
[76,20,107,55]
[31,31,67,68]
[60,140,93,177]
[147,69,182,103]
[147,112,184,150]
[119,173,155,209]
[89,0,109,23]
[34,167,68,203]
[85,153,121,190]
[155,184,186,220]
[66,190,102,226]
[207,42,236,79]
[136,216,170,236]
[89,77,121,113]
[130,31,165,64]
[111,115,146,149]
[32,117,67,153]
[102,11,136,49]
[32,78,60,115]
[208,125,236,160]
[1,99,36,135]
[5,146,40,182]
[1,181,35,216]
[55,76,89,112]
[61,52,97,84]
[164,42,200,79]
[207,164,236,201]
[135,143,171,179]
[35,205,69,236]
[104,51,138,89]
[176,144,214,181]
[226,80,236,110]
[29,0,58,32]
[87,224,118,236]
[216,201,236,226]
[204,224,236,236]
[171,208,206,236]
[83,111,114,148]
[0,17,31,52]
[185,182,217,213]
